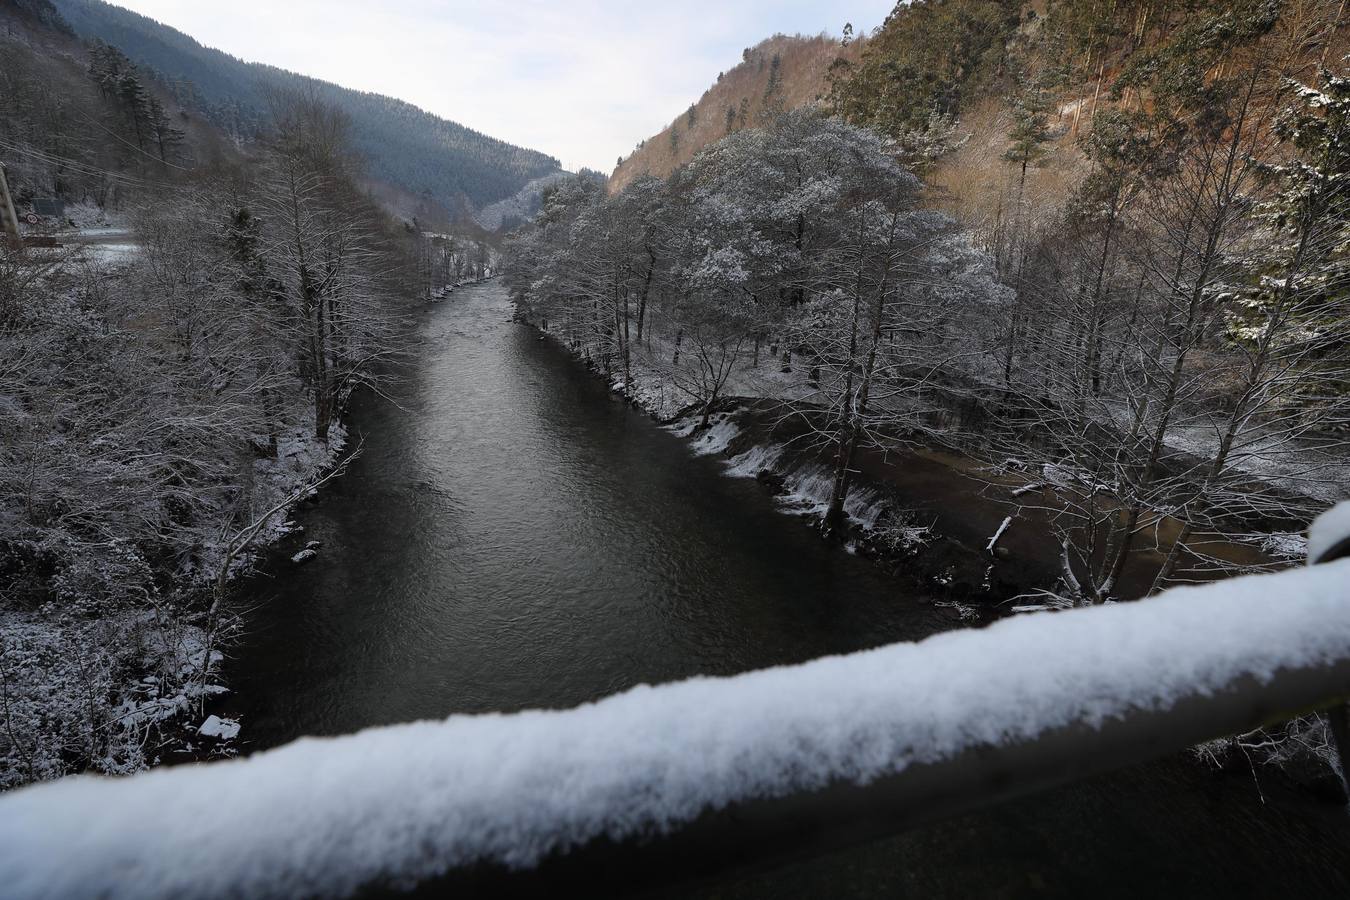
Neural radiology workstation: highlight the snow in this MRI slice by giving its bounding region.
[0,610,219,787]
[203,422,348,581]
[986,516,1013,553]
[1255,531,1308,560]
[3,557,1350,898]
[1309,503,1350,564]
[196,716,240,741]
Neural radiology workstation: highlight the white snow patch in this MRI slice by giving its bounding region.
[4,559,1350,897]
[196,716,240,741]
[1309,503,1350,564]
[986,516,1014,553]
[1257,532,1308,560]
[663,420,697,439]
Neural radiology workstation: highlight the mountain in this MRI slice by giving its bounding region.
[610,0,1349,226]
[49,0,563,214]
[609,33,865,193]
[3,0,71,32]
[472,168,608,232]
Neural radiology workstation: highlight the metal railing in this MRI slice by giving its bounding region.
[3,504,1349,900]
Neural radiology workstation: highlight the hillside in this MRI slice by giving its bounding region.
[4,0,514,791]
[1,0,246,209]
[520,0,1350,613]
[611,1,1349,226]
[913,0,1350,237]
[49,0,563,214]
[609,33,866,192]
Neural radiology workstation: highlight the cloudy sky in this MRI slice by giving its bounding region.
[109,0,896,173]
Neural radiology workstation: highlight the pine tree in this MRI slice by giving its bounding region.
[144,94,185,165]
[763,53,783,103]
[1229,65,1350,409]
[1003,83,1054,192]
[115,70,151,152]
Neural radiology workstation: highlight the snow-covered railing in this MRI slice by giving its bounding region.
[4,505,1350,900]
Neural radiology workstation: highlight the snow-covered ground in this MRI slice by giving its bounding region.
[0,609,222,789]
[3,537,1348,899]
[1097,399,1350,505]
[17,202,142,262]
[0,410,349,785]
[60,227,141,264]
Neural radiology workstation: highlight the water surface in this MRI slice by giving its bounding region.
[227,282,1350,898]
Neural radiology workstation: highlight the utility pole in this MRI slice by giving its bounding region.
[0,162,22,250]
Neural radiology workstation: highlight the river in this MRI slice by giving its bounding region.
[224,281,1350,897]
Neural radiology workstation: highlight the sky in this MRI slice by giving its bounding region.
[108,1,896,173]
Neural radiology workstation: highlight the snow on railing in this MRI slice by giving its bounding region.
[4,505,1350,900]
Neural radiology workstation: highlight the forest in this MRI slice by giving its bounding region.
[0,0,505,785]
[517,0,1349,598]
[507,0,1349,768]
[48,0,564,213]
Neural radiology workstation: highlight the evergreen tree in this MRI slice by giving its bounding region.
[1002,81,1054,191]
[144,93,185,165]
[831,0,1019,137]
[763,53,783,103]
[1229,65,1350,411]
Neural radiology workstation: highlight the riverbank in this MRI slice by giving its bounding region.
[522,319,1076,614]
[0,412,352,787]
[126,278,504,767]
[526,311,1311,608]
[518,309,1350,799]
[180,282,1350,897]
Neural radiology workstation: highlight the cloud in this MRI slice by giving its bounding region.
[108,1,895,172]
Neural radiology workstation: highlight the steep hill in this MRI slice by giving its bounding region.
[2,0,248,210]
[50,0,563,213]
[609,33,865,192]
[611,0,1350,229]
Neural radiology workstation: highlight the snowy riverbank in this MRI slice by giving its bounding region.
[525,313,1327,612]
[524,321,1024,616]
[0,415,350,789]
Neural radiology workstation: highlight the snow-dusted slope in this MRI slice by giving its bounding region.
[472,171,571,231]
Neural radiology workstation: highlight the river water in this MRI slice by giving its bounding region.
[226,282,1350,897]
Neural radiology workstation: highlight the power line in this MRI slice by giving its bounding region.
[72,107,194,173]
[0,138,190,193]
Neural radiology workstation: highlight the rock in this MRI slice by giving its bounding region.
[197,715,240,740]
[291,548,318,564]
